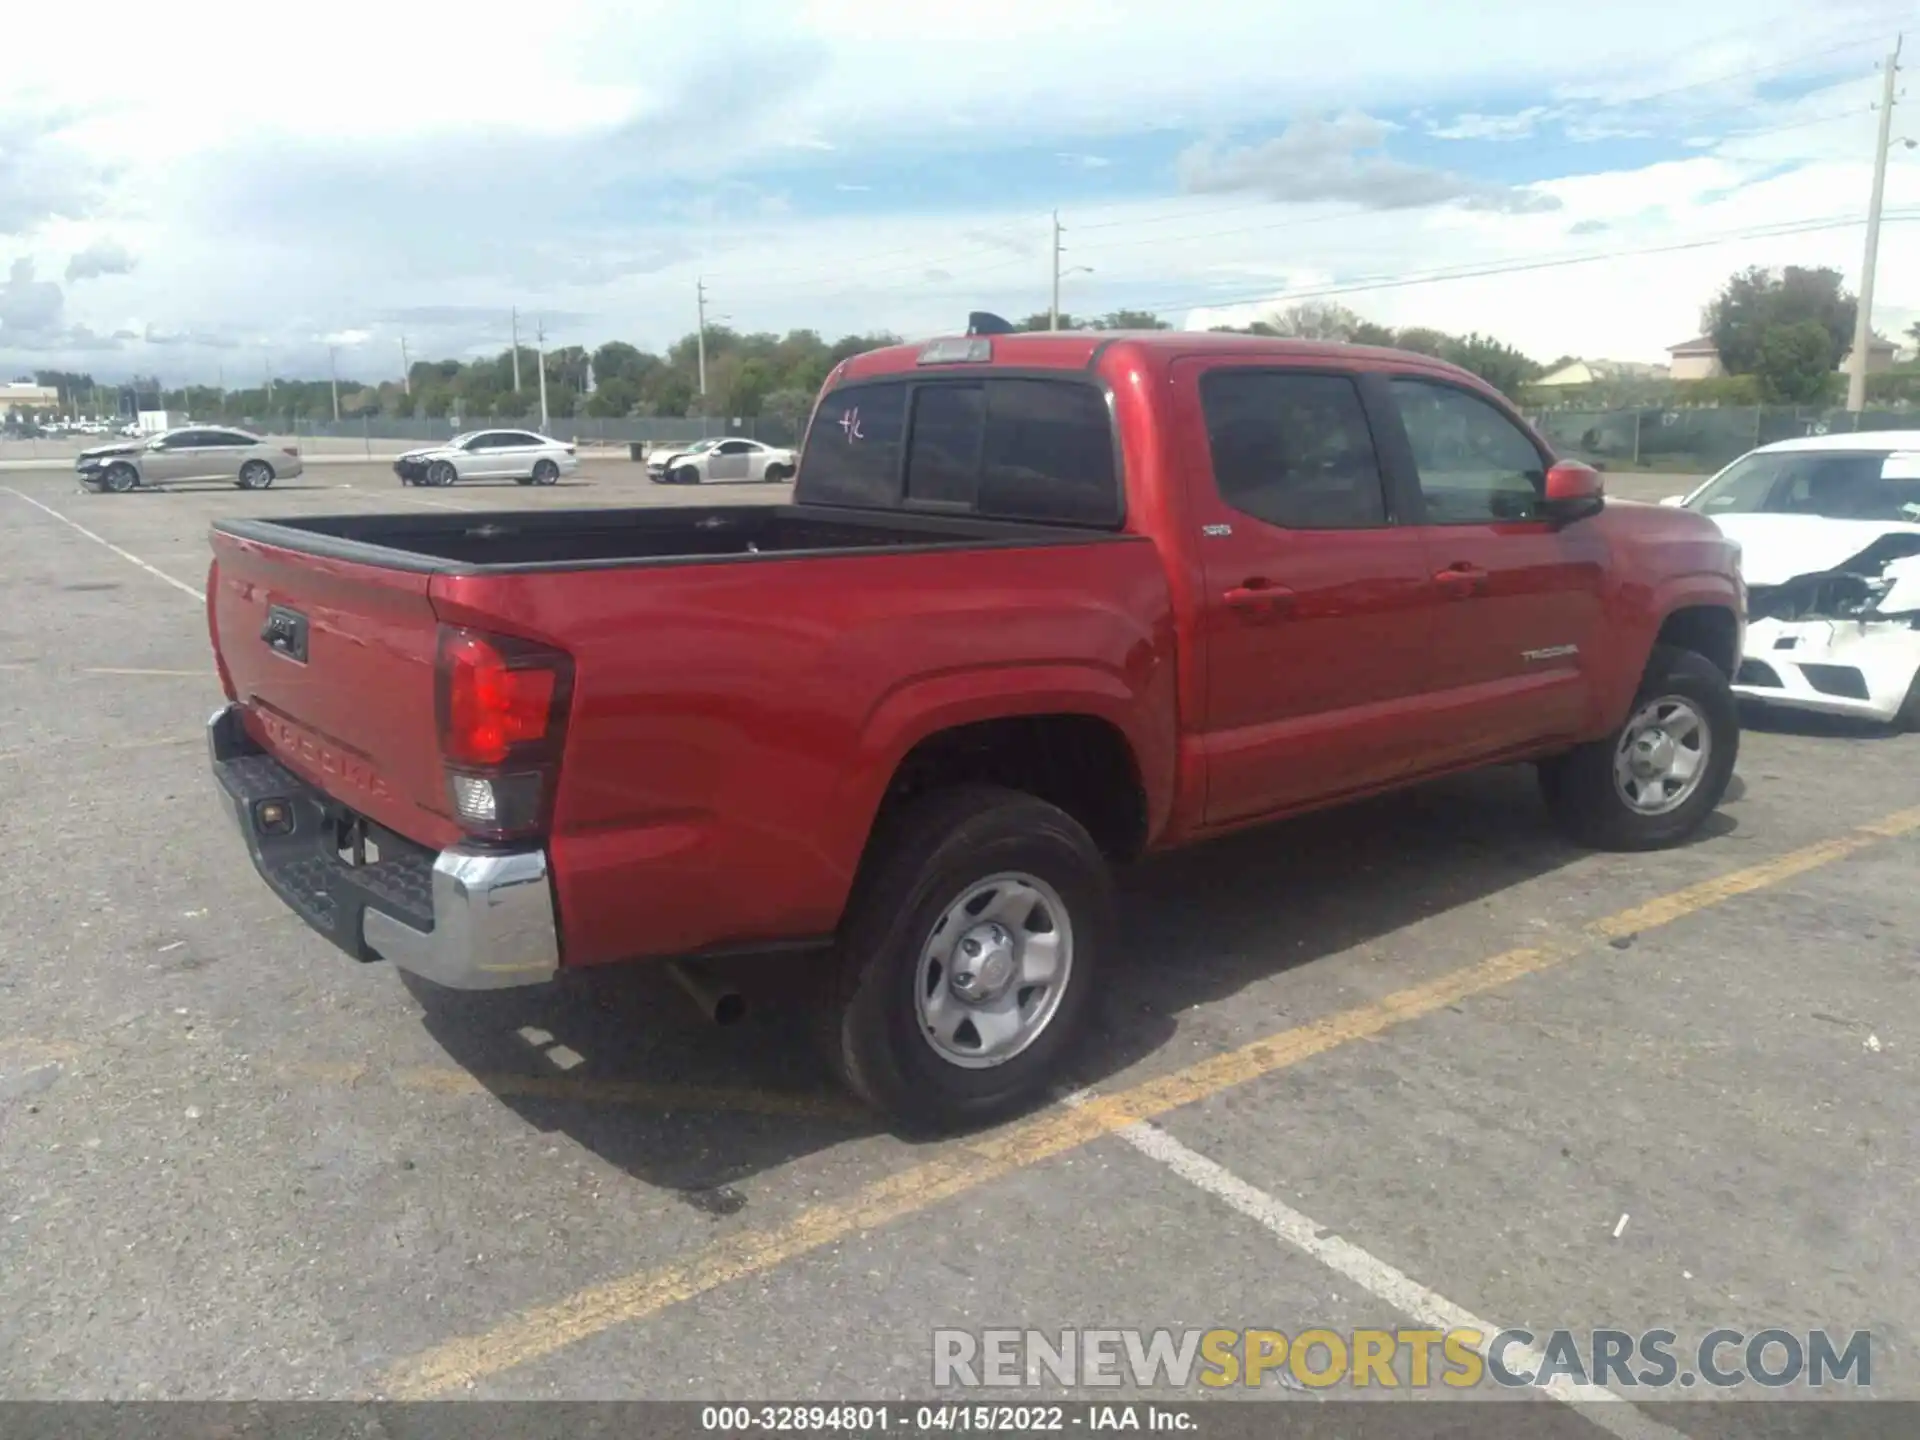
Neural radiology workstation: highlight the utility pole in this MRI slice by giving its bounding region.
[696,279,709,398]
[1049,210,1062,331]
[536,316,550,428]
[400,336,411,395]
[1848,33,1903,414]
[329,346,341,421]
[264,356,273,406]
[511,307,522,395]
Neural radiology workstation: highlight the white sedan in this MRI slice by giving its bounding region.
[1668,430,1920,728]
[647,437,796,485]
[394,429,578,487]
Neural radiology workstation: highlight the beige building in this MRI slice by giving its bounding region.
[1665,336,1725,380]
[0,382,60,411]
[1839,335,1898,375]
[1534,358,1669,389]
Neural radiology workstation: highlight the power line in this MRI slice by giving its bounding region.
[1116,210,1920,319]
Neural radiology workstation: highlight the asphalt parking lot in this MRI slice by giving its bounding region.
[1,457,1915,1426]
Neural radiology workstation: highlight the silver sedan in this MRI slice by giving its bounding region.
[76,427,305,492]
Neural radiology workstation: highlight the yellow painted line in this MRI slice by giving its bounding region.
[284,1062,858,1120]
[382,805,1920,1398]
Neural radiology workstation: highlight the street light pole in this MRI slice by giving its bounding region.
[400,336,411,396]
[1847,33,1903,414]
[511,307,522,395]
[329,346,340,422]
[696,279,709,398]
[1049,210,1062,331]
[536,317,550,428]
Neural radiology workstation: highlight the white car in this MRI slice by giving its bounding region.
[393,428,578,487]
[647,436,797,485]
[1668,430,1920,728]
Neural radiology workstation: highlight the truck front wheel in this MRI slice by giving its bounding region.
[1539,644,1739,851]
[820,785,1112,1131]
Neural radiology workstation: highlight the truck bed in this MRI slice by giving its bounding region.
[213,503,1117,573]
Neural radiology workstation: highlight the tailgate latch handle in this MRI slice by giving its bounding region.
[261,606,309,663]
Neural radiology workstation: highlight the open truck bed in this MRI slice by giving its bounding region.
[213,502,1116,573]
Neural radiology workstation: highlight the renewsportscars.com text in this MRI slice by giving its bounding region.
[932,1327,1871,1391]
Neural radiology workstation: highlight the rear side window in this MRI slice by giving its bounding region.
[803,383,908,507]
[803,376,1119,526]
[1199,371,1387,529]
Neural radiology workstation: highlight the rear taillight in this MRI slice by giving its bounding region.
[563,444,576,456]
[207,560,237,701]
[282,446,299,457]
[434,626,573,841]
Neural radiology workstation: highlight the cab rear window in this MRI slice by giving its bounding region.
[799,376,1120,527]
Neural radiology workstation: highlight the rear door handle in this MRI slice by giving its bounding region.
[1224,580,1296,617]
[1433,563,1488,596]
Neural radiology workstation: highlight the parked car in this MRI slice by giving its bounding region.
[393,429,578,487]
[1666,431,1920,728]
[205,327,1743,1129]
[647,436,796,484]
[77,427,303,492]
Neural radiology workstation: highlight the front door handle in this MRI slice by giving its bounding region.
[1433,562,1488,597]
[1225,580,1296,617]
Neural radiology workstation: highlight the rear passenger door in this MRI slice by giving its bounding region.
[1382,377,1607,766]
[1175,361,1440,824]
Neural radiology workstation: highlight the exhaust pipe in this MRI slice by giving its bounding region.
[666,959,747,1026]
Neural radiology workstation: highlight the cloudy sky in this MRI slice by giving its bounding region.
[3,0,1918,384]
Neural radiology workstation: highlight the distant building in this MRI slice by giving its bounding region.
[1534,359,1669,389]
[0,382,60,411]
[1839,334,1898,375]
[1668,332,1898,382]
[1666,336,1725,381]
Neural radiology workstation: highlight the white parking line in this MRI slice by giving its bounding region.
[1077,1101,1686,1440]
[390,491,474,511]
[1,487,205,602]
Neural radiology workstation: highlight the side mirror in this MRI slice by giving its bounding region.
[1659,494,1687,507]
[1541,459,1605,524]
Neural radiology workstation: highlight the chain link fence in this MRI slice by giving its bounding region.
[1526,405,1920,475]
[262,414,803,450]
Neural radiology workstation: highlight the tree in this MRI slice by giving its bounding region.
[1095,310,1170,330]
[585,376,639,417]
[1705,266,1855,378]
[591,341,651,384]
[1265,301,1367,342]
[1753,319,1839,404]
[761,388,816,427]
[643,368,695,417]
[1435,332,1543,400]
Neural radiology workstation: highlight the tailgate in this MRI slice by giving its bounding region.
[209,529,461,850]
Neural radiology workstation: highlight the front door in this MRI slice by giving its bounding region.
[1178,360,1441,826]
[141,431,201,483]
[1382,376,1607,767]
[707,440,754,481]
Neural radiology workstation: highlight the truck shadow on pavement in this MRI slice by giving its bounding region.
[401,763,1742,1214]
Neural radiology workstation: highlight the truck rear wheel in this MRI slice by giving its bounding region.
[1539,644,1738,851]
[819,785,1112,1132]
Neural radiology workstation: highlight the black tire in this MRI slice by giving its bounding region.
[532,459,560,485]
[671,466,698,485]
[764,463,792,483]
[104,463,137,493]
[428,461,457,487]
[817,784,1113,1132]
[1539,644,1739,851]
[237,460,274,490]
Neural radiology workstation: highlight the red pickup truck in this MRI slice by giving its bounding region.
[205,328,1743,1128]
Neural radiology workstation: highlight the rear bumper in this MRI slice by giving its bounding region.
[207,704,560,989]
